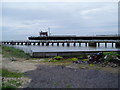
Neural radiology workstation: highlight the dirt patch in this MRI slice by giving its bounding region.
[24,64,119,88]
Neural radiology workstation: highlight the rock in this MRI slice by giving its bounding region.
[10,57,16,61]
[111,64,117,68]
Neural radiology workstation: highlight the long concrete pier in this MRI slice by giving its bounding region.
[1,40,120,48]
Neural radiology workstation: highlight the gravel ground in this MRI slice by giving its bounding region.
[24,65,119,88]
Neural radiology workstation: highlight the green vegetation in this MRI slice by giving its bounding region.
[49,60,60,62]
[2,68,23,78]
[2,79,23,89]
[103,52,120,56]
[70,58,78,61]
[89,64,94,67]
[66,84,73,88]
[1,68,23,89]
[82,59,88,61]
[2,45,30,58]
[53,56,63,60]
[103,52,120,62]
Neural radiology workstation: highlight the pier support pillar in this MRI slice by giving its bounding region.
[62,43,64,46]
[46,42,49,46]
[3,42,6,44]
[116,42,120,48]
[98,43,100,47]
[73,42,76,46]
[17,43,19,45]
[33,42,35,45]
[67,43,70,47]
[25,42,28,45]
[57,43,59,46]
[21,42,23,45]
[85,43,87,47]
[37,42,40,45]
[89,42,96,47]
[52,43,54,46]
[79,43,81,46]
[42,42,44,46]
[112,43,114,47]
[105,43,107,47]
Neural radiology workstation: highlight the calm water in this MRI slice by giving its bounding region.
[7,43,120,54]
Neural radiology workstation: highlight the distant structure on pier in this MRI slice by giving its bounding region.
[39,31,48,37]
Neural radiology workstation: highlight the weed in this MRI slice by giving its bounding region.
[66,84,72,88]
[89,64,94,67]
[53,56,63,60]
[82,59,88,61]
[2,79,23,89]
[2,69,23,78]
[70,58,78,61]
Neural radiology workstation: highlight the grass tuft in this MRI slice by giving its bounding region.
[2,69,23,78]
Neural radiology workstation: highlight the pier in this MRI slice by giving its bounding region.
[1,35,120,48]
[1,40,120,48]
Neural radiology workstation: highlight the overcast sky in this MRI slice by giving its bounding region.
[1,1,118,40]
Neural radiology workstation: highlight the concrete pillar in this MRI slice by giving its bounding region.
[21,42,23,45]
[62,43,64,46]
[57,42,59,46]
[112,43,114,47]
[105,43,107,47]
[17,42,19,45]
[10,42,12,45]
[42,42,44,46]
[46,42,49,46]
[52,43,54,46]
[33,42,36,45]
[67,43,70,47]
[25,42,28,45]
[85,43,87,47]
[89,42,96,47]
[37,42,40,45]
[116,42,120,48]
[3,42,6,44]
[73,42,76,46]
[79,43,81,46]
[98,42,100,47]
